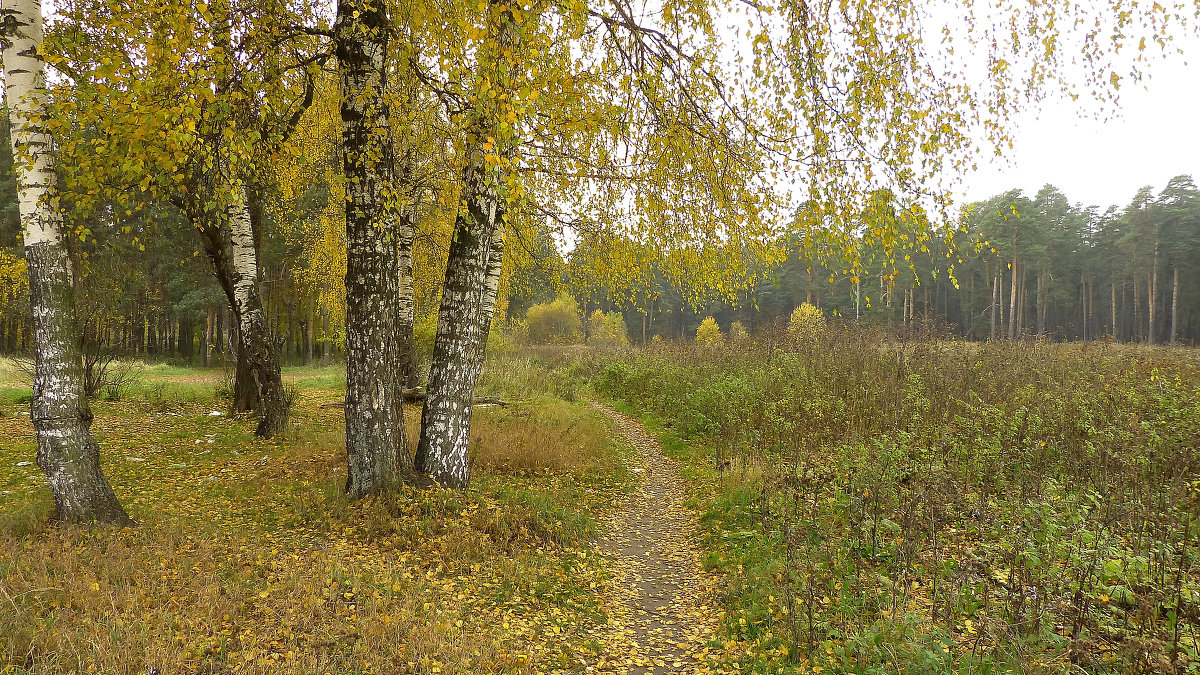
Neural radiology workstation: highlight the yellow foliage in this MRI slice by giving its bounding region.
[524,295,582,345]
[586,310,629,348]
[729,321,749,343]
[695,317,722,346]
[788,303,825,340]
[0,250,29,300]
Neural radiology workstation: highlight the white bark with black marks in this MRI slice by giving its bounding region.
[396,209,417,388]
[337,0,410,498]
[414,0,518,490]
[184,166,288,436]
[225,178,289,436]
[3,0,131,524]
[415,172,506,488]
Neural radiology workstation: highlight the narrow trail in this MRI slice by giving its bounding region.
[587,400,722,674]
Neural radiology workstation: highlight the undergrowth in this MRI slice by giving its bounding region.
[592,328,1200,674]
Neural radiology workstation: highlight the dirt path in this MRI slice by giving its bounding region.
[589,400,721,674]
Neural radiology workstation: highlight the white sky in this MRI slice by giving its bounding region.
[958,41,1200,211]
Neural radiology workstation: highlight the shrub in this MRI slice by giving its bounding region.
[587,310,629,347]
[729,321,749,343]
[787,302,824,340]
[695,317,722,345]
[524,295,582,345]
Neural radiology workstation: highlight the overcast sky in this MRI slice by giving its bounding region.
[958,42,1200,212]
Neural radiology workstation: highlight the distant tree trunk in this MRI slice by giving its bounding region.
[1016,265,1026,337]
[179,318,192,358]
[1148,246,1158,345]
[202,304,213,366]
[1036,271,1045,336]
[396,209,417,388]
[321,303,330,364]
[1080,271,1087,341]
[1111,280,1118,340]
[217,302,228,354]
[1170,267,1179,344]
[1008,249,1018,341]
[337,0,410,498]
[990,271,998,341]
[306,299,315,364]
[1087,278,1094,340]
[3,0,132,524]
[1133,275,1142,343]
[965,273,974,338]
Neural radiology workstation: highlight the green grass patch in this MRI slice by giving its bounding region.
[589,330,1200,674]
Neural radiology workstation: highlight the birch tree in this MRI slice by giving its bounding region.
[45,0,323,437]
[414,0,518,488]
[1,0,131,524]
[336,0,411,496]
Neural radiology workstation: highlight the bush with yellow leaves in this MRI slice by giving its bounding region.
[524,295,583,344]
[695,317,722,346]
[729,321,749,343]
[787,303,825,341]
[587,310,630,347]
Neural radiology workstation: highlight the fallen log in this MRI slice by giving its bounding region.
[319,390,509,410]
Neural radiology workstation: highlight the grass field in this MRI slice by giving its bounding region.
[590,329,1200,674]
[2,335,1198,674]
[0,356,633,674]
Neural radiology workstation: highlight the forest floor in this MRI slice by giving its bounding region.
[0,356,739,674]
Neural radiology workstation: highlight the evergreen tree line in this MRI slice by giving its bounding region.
[542,179,1200,345]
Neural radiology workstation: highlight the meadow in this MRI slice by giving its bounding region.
[2,333,1198,674]
[590,329,1200,674]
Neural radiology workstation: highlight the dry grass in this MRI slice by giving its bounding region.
[0,363,630,674]
[469,398,619,476]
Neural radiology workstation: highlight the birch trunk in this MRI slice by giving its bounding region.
[231,190,288,434]
[231,328,256,411]
[190,177,288,435]
[396,209,417,388]
[415,2,517,489]
[3,0,131,524]
[337,0,410,497]
[416,200,505,488]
